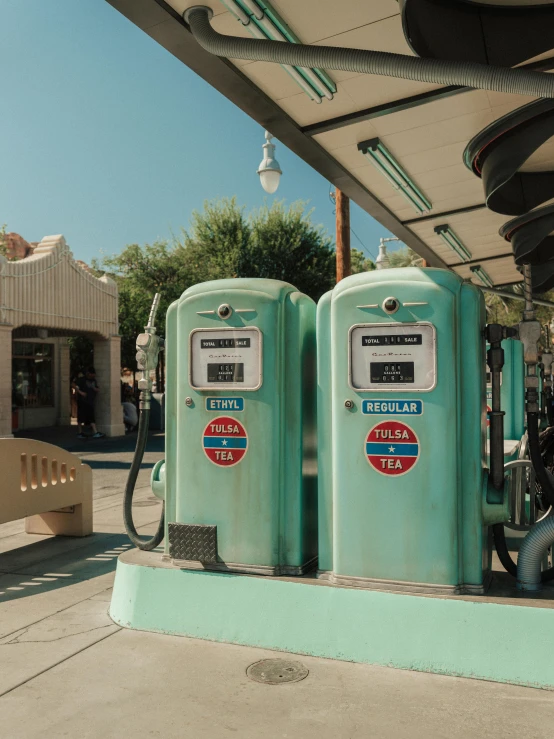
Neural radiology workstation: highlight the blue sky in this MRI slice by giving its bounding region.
[0,0,396,264]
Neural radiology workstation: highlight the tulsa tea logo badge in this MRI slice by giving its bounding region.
[203,416,248,467]
[365,420,419,476]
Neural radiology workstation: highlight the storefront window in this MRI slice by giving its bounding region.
[12,342,54,408]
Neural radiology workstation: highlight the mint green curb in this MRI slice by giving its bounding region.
[110,554,554,690]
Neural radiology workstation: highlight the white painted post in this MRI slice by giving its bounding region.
[56,338,71,426]
[0,324,14,438]
[93,335,125,437]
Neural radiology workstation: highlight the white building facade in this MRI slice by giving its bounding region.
[0,235,125,437]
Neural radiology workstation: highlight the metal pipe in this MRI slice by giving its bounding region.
[517,514,554,591]
[185,6,554,99]
[523,263,534,319]
[478,286,554,309]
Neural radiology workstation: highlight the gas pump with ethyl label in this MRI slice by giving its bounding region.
[143,278,317,575]
[317,267,509,593]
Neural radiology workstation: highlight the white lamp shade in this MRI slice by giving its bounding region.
[259,168,281,194]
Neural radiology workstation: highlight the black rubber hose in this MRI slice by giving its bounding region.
[123,406,165,551]
[185,6,554,99]
[528,411,554,509]
[547,394,554,428]
[493,523,554,582]
[492,524,517,577]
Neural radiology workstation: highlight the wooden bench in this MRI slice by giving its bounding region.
[0,439,93,536]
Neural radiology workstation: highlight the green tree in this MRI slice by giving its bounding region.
[484,288,554,348]
[351,248,375,274]
[180,197,252,282]
[388,246,423,268]
[96,198,338,374]
[183,198,336,300]
[96,240,196,370]
[0,224,7,257]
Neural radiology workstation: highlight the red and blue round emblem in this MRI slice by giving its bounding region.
[203,415,248,467]
[365,420,419,476]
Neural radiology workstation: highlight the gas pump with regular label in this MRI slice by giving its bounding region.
[317,268,509,593]
[150,278,317,575]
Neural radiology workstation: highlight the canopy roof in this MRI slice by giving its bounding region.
[107,0,554,288]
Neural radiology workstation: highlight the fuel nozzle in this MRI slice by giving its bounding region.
[136,293,163,410]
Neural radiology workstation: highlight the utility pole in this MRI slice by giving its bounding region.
[335,188,351,282]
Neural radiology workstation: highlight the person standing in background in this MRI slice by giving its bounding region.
[73,367,105,439]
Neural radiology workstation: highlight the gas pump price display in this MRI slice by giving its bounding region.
[190,328,262,390]
[349,323,436,392]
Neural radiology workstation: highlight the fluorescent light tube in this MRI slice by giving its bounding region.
[470,265,494,287]
[358,138,432,214]
[223,0,335,101]
[434,224,472,262]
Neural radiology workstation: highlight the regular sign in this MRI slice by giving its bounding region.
[365,420,419,476]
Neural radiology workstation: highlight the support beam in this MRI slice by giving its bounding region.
[449,252,514,268]
[302,86,465,137]
[335,189,351,282]
[479,286,554,309]
[301,57,554,138]
[403,204,486,225]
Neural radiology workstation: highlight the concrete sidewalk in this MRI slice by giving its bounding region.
[0,428,553,738]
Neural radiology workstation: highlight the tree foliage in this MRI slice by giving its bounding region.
[387,246,423,268]
[96,198,344,370]
[182,199,336,299]
[351,248,375,274]
[0,224,7,258]
[484,289,554,348]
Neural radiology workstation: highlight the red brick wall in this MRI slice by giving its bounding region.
[4,233,33,260]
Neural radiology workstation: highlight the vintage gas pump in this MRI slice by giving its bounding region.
[127,278,317,575]
[317,267,510,593]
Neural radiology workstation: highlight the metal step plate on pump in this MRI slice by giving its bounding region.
[349,323,436,392]
[189,328,262,391]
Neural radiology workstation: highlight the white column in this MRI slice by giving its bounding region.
[93,335,125,437]
[56,338,71,426]
[0,324,13,438]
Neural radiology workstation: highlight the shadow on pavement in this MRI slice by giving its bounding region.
[0,534,159,604]
[14,426,165,455]
[85,460,156,470]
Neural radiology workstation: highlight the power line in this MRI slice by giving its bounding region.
[350,227,376,262]
[328,184,376,262]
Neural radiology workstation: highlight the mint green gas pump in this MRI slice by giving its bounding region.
[124,278,317,575]
[317,267,510,594]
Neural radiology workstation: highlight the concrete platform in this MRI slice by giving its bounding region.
[111,548,554,690]
[1,428,554,737]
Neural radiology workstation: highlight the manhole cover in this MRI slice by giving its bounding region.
[246,659,309,685]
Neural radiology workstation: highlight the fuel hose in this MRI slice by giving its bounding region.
[494,415,554,581]
[123,401,165,551]
[527,411,554,509]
